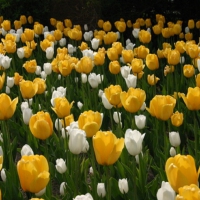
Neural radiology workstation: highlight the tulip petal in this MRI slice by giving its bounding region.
[83,122,99,137]
[6,97,18,119]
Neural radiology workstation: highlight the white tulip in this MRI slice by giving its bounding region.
[73,193,93,200]
[97,183,106,197]
[35,65,42,75]
[169,131,181,147]
[41,71,47,79]
[17,47,24,59]
[1,55,12,69]
[68,44,74,54]
[21,144,34,156]
[77,101,83,110]
[135,115,146,129]
[169,147,176,157]
[156,181,176,200]
[120,65,131,78]
[5,86,10,94]
[46,46,54,59]
[59,38,66,47]
[81,73,87,83]
[84,24,88,31]
[88,73,99,88]
[55,118,62,132]
[43,63,52,75]
[60,182,67,196]
[83,31,93,41]
[89,166,93,175]
[118,178,129,194]
[140,102,146,111]
[6,76,14,88]
[98,89,104,98]
[101,93,113,109]
[113,111,121,124]
[91,38,100,50]
[1,168,6,182]
[82,50,94,60]
[125,74,137,88]
[35,187,46,197]
[21,101,29,112]
[125,129,145,156]
[22,108,32,125]
[55,158,67,174]
[132,28,140,38]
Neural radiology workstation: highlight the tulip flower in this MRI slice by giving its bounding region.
[138,30,151,43]
[0,55,12,69]
[146,95,176,121]
[101,93,113,109]
[29,111,53,140]
[78,110,102,137]
[0,72,5,90]
[135,114,146,129]
[103,21,112,32]
[0,93,18,120]
[21,144,34,156]
[171,111,183,127]
[118,178,129,194]
[68,128,89,154]
[170,147,176,157]
[147,74,160,86]
[124,74,137,88]
[60,182,67,196]
[156,181,176,200]
[120,87,146,113]
[92,131,124,165]
[115,21,126,32]
[183,64,195,78]
[165,154,198,192]
[73,193,93,200]
[169,132,181,147]
[1,20,11,31]
[17,155,50,193]
[103,32,118,45]
[176,184,200,199]
[19,80,38,99]
[121,49,134,63]
[1,168,6,182]
[125,129,145,156]
[75,56,93,74]
[94,51,105,66]
[146,54,159,70]
[104,85,122,107]
[52,97,73,119]
[22,107,33,125]
[55,158,67,174]
[130,58,144,73]
[180,87,200,110]
[107,47,119,61]
[97,183,106,197]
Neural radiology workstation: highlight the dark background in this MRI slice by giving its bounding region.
[0,0,200,28]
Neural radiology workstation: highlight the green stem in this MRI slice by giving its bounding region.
[106,166,111,200]
[132,157,138,200]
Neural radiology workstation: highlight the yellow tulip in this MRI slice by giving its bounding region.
[186,43,199,59]
[56,21,65,32]
[64,19,72,28]
[138,30,151,44]
[180,87,200,110]
[2,39,16,53]
[114,21,126,32]
[78,110,102,137]
[23,59,37,73]
[24,28,34,41]
[0,93,18,120]
[75,56,93,74]
[53,29,63,41]
[120,87,146,113]
[176,184,200,200]
[145,18,152,28]
[58,60,73,76]
[146,54,159,70]
[103,32,118,45]
[50,18,57,27]
[146,95,176,121]
[109,60,121,74]
[40,39,53,51]
[107,47,119,61]
[30,198,44,200]
[94,51,105,66]
[162,28,170,38]
[112,42,123,55]
[172,23,182,35]
[183,64,195,78]
[165,154,198,192]
[19,80,38,99]
[34,23,44,35]
[17,155,50,193]
[46,34,55,43]
[67,28,82,41]
[167,49,180,65]
[14,20,22,30]
[1,20,11,31]
[147,74,160,86]
[62,114,74,127]
[33,78,46,94]
[102,21,112,32]
[136,45,149,59]
[175,41,185,54]
[121,49,134,63]
[126,20,132,28]
[0,72,5,90]
[130,58,144,73]
[104,85,122,107]
[78,42,89,51]
[22,46,33,58]
[14,72,23,85]
[52,97,73,119]
[97,19,104,28]
[27,16,33,24]
[29,111,53,140]
[93,131,124,165]
[171,111,184,127]
[196,20,200,29]
[188,19,195,29]
[20,15,27,25]
[185,32,193,41]
[152,24,162,35]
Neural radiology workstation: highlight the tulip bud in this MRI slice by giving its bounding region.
[1,168,6,182]
[169,131,181,147]
[55,118,62,132]
[121,66,131,78]
[21,144,34,156]
[77,101,83,110]
[118,178,129,194]
[98,89,104,98]
[135,115,146,129]
[81,73,87,83]
[156,181,176,200]
[21,101,29,112]
[89,166,93,175]
[132,28,140,38]
[22,107,32,125]
[101,93,113,109]
[59,38,66,47]
[41,71,47,79]
[55,158,67,174]
[17,47,25,59]
[88,73,99,88]
[60,182,67,196]
[58,74,61,80]
[43,63,52,75]
[35,66,42,75]
[170,147,176,157]
[46,46,54,60]
[91,38,100,50]
[125,74,137,88]
[97,183,106,197]
[113,111,122,124]
[5,86,10,94]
